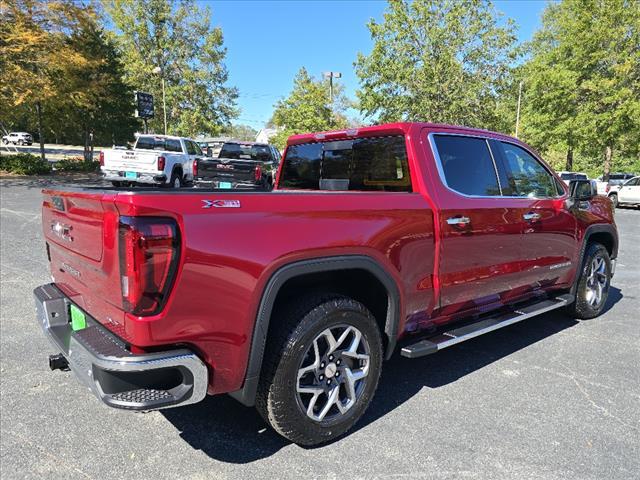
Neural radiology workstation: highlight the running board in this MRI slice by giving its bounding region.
[401,294,574,359]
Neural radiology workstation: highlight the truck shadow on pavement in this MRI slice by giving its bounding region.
[161,286,623,463]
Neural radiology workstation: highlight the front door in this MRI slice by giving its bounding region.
[492,140,578,291]
[618,177,640,203]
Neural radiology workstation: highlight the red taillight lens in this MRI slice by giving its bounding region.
[118,217,180,316]
[99,151,104,166]
[254,163,262,182]
[606,184,610,193]
[193,159,198,178]
[157,156,166,171]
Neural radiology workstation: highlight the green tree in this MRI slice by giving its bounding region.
[270,67,349,149]
[354,0,518,130]
[223,124,258,142]
[104,0,238,137]
[0,0,95,160]
[521,0,640,177]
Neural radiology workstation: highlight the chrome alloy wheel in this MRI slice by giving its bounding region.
[296,325,370,422]
[585,254,608,307]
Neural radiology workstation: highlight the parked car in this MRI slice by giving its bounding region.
[100,134,202,188]
[194,141,281,190]
[608,176,640,207]
[34,122,617,446]
[2,132,33,145]
[557,171,588,186]
[595,172,636,195]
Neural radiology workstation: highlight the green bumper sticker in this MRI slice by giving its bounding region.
[70,304,87,331]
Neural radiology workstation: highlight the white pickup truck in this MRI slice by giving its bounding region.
[100,135,203,188]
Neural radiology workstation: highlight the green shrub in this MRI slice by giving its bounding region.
[54,156,100,172]
[0,153,52,175]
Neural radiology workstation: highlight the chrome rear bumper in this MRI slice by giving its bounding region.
[34,284,208,411]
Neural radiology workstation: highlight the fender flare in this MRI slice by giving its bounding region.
[230,255,401,406]
[570,223,619,296]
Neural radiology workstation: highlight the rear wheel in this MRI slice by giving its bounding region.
[609,193,618,207]
[256,294,383,446]
[168,170,183,189]
[111,181,123,188]
[566,243,611,319]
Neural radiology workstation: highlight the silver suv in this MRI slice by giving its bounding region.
[2,132,33,145]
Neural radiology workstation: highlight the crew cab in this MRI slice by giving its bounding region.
[194,141,280,190]
[34,123,617,446]
[2,131,33,145]
[100,135,202,188]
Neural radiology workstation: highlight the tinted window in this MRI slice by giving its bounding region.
[135,136,183,152]
[220,143,272,161]
[433,135,500,196]
[279,136,411,192]
[185,141,200,155]
[165,139,182,152]
[500,142,558,198]
[279,143,323,189]
[624,177,639,186]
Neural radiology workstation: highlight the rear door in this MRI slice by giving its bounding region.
[427,133,532,321]
[492,141,577,291]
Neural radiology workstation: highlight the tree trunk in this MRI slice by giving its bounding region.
[603,145,612,180]
[83,126,90,162]
[565,147,573,171]
[36,102,45,162]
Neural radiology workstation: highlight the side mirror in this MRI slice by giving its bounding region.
[569,179,597,200]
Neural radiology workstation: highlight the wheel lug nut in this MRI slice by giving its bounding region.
[329,355,334,361]
[336,359,341,365]
[335,372,340,377]
[327,379,331,385]
[319,374,324,380]
[320,362,325,368]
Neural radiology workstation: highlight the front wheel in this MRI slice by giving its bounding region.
[609,193,618,207]
[256,294,383,446]
[566,243,612,319]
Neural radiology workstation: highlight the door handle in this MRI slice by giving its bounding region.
[447,216,471,226]
[523,212,541,221]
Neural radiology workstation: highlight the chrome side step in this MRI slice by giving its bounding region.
[400,294,574,359]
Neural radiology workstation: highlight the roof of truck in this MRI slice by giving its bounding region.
[286,122,517,146]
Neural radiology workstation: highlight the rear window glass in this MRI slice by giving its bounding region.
[220,143,272,161]
[279,136,411,192]
[135,136,183,152]
[433,135,500,196]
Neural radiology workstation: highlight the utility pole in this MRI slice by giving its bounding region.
[323,71,342,104]
[515,80,523,138]
[153,66,168,135]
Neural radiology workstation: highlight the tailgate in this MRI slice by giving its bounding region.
[42,189,125,330]
[197,158,257,181]
[104,149,158,173]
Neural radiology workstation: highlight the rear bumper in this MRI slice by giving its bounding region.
[33,284,208,411]
[103,170,167,185]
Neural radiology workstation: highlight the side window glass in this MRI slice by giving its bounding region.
[500,143,558,198]
[433,135,501,196]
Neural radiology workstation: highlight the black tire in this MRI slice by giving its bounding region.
[609,193,618,207]
[167,170,183,189]
[566,243,611,319]
[1,139,7,145]
[111,181,123,188]
[256,294,383,446]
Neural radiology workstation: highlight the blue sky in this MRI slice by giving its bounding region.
[203,0,549,130]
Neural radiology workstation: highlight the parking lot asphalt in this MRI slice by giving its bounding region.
[1,176,638,480]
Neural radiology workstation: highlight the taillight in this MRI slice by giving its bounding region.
[606,184,610,193]
[157,156,166,171]
[99,151,104,166]
[254,163,262,182]
[118,216,180,316]
[193,159,198,178]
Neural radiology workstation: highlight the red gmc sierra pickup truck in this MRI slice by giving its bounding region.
[34,122,618,445]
